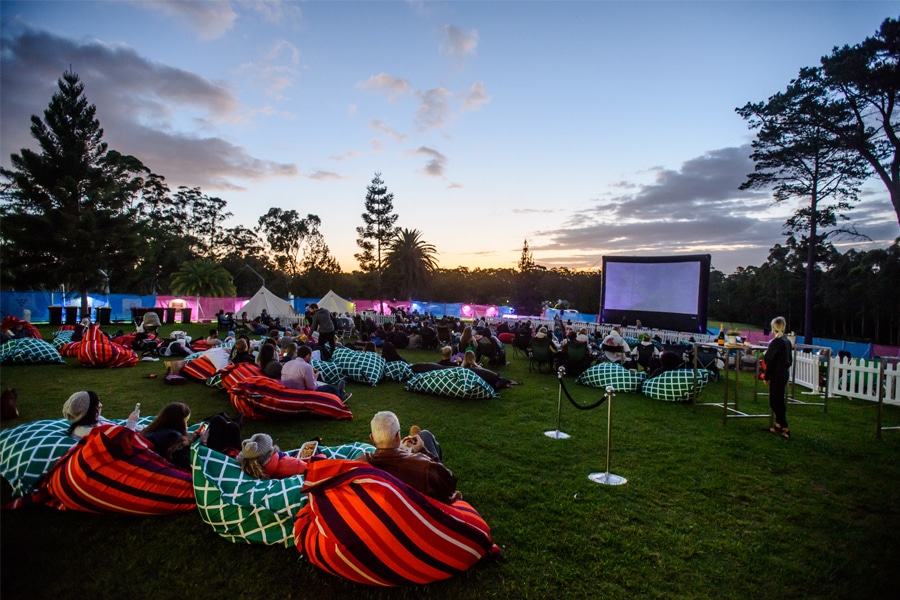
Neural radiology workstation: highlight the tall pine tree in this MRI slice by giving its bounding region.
[355,172,399,309]
[0,70,159,316]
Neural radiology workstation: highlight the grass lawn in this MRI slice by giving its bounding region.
[2,323,899,599]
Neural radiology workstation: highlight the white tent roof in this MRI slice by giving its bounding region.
[317,290,355,315]
[240,286,298,321]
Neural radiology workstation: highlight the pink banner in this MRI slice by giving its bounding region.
[155,296,251,322]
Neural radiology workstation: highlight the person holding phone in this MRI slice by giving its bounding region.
[140,402,200,470]
[62,390,141,440]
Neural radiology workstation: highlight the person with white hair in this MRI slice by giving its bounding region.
[361,411,460,503]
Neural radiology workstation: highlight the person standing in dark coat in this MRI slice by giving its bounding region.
[308,303,335,361]
[764,316,793,439]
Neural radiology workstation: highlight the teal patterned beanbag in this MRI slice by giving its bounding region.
[191,441,373,547]
[51,330,74,348]
[0,338,65,365]
[405,367,497,399]
[642,369,711,401]
[576,362,645,392]
[311,359,345,386]
[0,417,155,498]
[383,360,414,382]
[331,347,385,386]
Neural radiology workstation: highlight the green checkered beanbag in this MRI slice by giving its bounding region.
[405,367,498,399]
[642,369,711,402]
[206,373,224,389]
[331,347,385,386]
[191,441,373,547]
[52,330,74,348]
[311,359,344,386]
[576,363,646,392]
[0,417,155,498]
[383,360,414,382]
[0,338,65,365]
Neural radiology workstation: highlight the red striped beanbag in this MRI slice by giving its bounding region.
[77,325,138,368]
[294,459,501,587]
[182,354,219,382]
[219,363,263,391]
[41,424,195,515]
[228,376,352,420]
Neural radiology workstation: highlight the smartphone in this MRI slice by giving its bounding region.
[134,402,141,413]
[298,440,318,460]
[196,422,208,435]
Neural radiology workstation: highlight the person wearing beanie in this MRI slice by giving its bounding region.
[237,433,308,479]
[62,390,141,439]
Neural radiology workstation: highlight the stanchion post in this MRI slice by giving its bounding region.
[588,386,627,486]
[544,367,571,439]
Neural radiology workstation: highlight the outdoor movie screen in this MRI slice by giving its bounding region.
[600,255,711,334]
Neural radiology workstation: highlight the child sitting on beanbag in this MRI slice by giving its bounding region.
[237,433,308,479]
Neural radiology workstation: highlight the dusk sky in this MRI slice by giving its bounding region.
[2,1,898,276]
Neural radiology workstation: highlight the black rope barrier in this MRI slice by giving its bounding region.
[557,372,608,410]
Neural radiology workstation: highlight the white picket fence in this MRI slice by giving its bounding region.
[789,348,900,438]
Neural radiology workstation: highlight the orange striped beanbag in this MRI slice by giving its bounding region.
[77,325,138,368]
[228,376,352,420]
[41,424,195,515]
[294,459,501,586]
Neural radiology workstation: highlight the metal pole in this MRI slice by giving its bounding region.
[589,386,627,485]
[545,367,570,439]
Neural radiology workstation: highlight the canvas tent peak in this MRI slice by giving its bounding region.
[317,290,355,315]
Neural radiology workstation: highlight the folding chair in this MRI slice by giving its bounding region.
[528,337,554,374]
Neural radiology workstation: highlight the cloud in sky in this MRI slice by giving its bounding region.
[462,82,491,111]
[131,0,238,40]
[411,146,448,177]
[237,39,303,101]
[358,72,411,100]
[415,87,452,130]
[0,28,297,190]
[440,24,479,59]
[368,119,407,143]
[533,145,900,274]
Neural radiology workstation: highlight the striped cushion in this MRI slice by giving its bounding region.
[220,363,263,391]
[228,376,353,420]
[41,424,195,514]
[192,441,373,547]
[294,459,501,586]
[405,367,497,399]
[331,347,385,386]
[58,341,81,357]
[576,363,645,392]
[642,369,711,401]
[0,417,156,500]
[383,360,414,382]
[0,338,65,365]
[182,355,219,382]
[77,325,138,368]
[311,359,344,386]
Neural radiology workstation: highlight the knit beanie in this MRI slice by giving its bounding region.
[62,390,96,422]
[240,433,274,463]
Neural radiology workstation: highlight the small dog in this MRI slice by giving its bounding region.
[1,388,19,420]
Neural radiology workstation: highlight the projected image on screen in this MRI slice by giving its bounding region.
[601,255,711,333]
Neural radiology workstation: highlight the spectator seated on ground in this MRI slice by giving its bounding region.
[461,350,518,390]
[294,411,501,586]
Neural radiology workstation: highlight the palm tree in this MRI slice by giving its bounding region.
[384,228,439,301]
[170,259,236,297]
